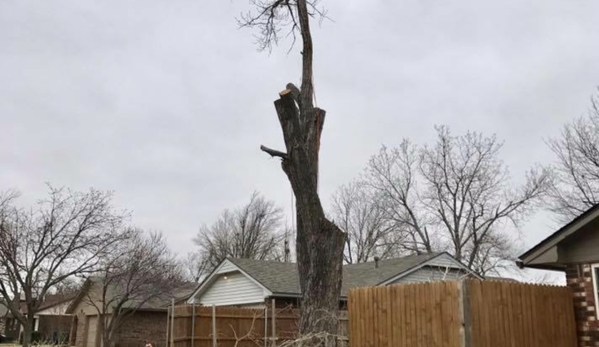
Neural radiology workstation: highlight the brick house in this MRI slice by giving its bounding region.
[517,203,599,347]
[66,279,197,347]
[1,292,75,343]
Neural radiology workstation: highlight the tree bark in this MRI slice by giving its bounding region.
[22,315,34,347]
[263,88,345,344]
[259,1,345,344]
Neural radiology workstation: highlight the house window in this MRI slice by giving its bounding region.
[592,264,599,318]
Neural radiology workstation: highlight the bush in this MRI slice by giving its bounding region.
[31,331,43,343]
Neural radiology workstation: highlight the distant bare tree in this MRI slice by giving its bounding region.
[182,251,210,282]
[0,186,128,347]
[193,192,285,270]
[84,230,183,347]
[547,90,599,222]
[330,181,402,263]
[362,126,551,275]
[366,140,434,254]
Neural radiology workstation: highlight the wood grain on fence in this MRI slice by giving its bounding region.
[168,304,348,347]
[469,280,577,347]
[348,280,577,347]
[349,281,461,347]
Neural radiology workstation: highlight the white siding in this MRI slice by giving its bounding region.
[198,271,265,306]
[219,260,238,273]
[390,267,465,285]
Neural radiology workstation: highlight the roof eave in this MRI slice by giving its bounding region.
[518,203,599,266]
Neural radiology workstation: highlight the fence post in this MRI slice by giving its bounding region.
[458,280,472,347]
[165,306,170,347]
[212,304,217,347]
[170,299,175,347]
[264,306,268,347]
[271,299,276,347]
[191,303,195,347]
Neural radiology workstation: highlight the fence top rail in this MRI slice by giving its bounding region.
[347,278,571,297]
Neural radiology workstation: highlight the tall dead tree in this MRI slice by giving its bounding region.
[241,0,346,343]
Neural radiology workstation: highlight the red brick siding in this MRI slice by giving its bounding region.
[566,263,599,347]
[114,311,167,347]
[74,312,87,347]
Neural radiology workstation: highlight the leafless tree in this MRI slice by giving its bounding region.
[242,0,346,344]
[365,140,435,254]
[0,186,128,347]
[83,230,183,347]
[193,191,285,270]
[362,126,551,275]
[547,90,599,222]
[182,251,210,282]
[330,181,403,264]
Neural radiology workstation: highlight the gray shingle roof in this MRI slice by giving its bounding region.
[228,252,444,297]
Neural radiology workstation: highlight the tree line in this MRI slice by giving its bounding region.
[1,91,598,347]
[0,187,183,347]
[191,89,599,276]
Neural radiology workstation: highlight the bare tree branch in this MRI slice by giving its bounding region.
[84,230,184,347]
[0,185,129,347]
[260,145,288,159]
[352,126,550,275]
[194,191,285,271]
[546,89,599,222]
[330,180,404,263]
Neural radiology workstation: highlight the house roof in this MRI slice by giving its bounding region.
[517,203,599,270]
[67,277,198,314]
[4,291,76,317]
[133,282,199,310]
[194,252,478,300]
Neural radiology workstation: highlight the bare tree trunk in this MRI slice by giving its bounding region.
[247,0,344,343]
[261,2,346,340]
[261,1,345,346]
[263,89,345,344]
[21,315,34,347]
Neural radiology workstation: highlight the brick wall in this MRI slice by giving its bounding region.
[115,311,167,347]
[74,312,87,347]
[566,263,599,347]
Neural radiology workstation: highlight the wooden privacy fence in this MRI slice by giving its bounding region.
[348,280,577,347]
[167,302,348,347]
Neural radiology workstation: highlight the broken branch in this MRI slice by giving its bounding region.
[260,145,288,159]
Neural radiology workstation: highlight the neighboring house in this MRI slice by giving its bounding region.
[517,203,599,347]
[187,252,482,307]
[3,292,75,343]
[66,279,197,347]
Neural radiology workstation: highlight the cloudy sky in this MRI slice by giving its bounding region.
[1,1,598,279]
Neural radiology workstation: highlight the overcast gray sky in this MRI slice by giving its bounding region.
[1,1,599,279]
